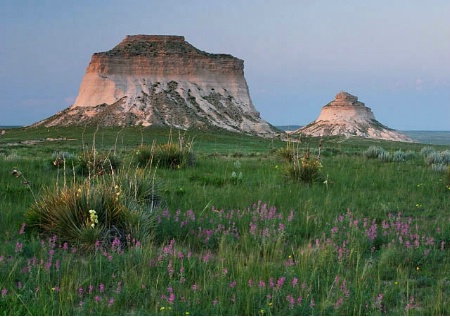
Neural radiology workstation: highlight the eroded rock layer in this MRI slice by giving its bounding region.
[33,35,276,136]
[294,92,412,142]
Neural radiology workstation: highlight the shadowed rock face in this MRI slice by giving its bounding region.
[294,92,413,142]
[32,35,277,136]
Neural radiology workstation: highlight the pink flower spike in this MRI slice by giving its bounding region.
[168,292,175,304]
[19,223,26,235]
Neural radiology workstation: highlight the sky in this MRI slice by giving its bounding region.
[1,0,449,130]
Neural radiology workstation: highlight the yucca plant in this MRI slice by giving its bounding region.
[284,151,322,184]
[26,169,157,252]
[277,145,295,162]
[135,131,195,169]
[75,150,121,176]
[277,138,301,162]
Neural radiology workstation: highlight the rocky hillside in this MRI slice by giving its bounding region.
[294,92,413,142]
[32,35,277,136]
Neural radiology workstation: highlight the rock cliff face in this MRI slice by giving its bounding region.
[294,92,412,142]
[33,35,276,136]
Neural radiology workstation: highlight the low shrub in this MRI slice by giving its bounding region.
[425,150,450,166]
[363,146,385,159]
[420,146,435,157]
[392,150,407,162]
[378,150,392,162]
[441,150,450,164]
[431,163,449,173]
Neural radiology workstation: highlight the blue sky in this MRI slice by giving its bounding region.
[1,0,449,130]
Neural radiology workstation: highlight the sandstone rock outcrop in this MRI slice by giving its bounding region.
[32,35,277,136]
[294,92,412,142]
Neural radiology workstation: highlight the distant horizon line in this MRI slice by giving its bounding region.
[0,125,449,133]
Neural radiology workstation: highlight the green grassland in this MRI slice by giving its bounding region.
[0,126,449,315]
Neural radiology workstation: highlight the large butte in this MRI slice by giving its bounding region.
[32,35,277,136]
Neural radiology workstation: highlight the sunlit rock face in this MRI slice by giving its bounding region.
[33,35,277,136]
[294,91,413,142]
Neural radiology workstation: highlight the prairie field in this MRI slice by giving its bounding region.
[0,126,449,315]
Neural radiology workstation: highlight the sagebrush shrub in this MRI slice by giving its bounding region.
[425,151,441,165]
[378,150,392,162]
[363,146,385,159]
[420,146,435,157]
[441,150,450,164]
[392,150,406,162]
[431,163,449,173]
